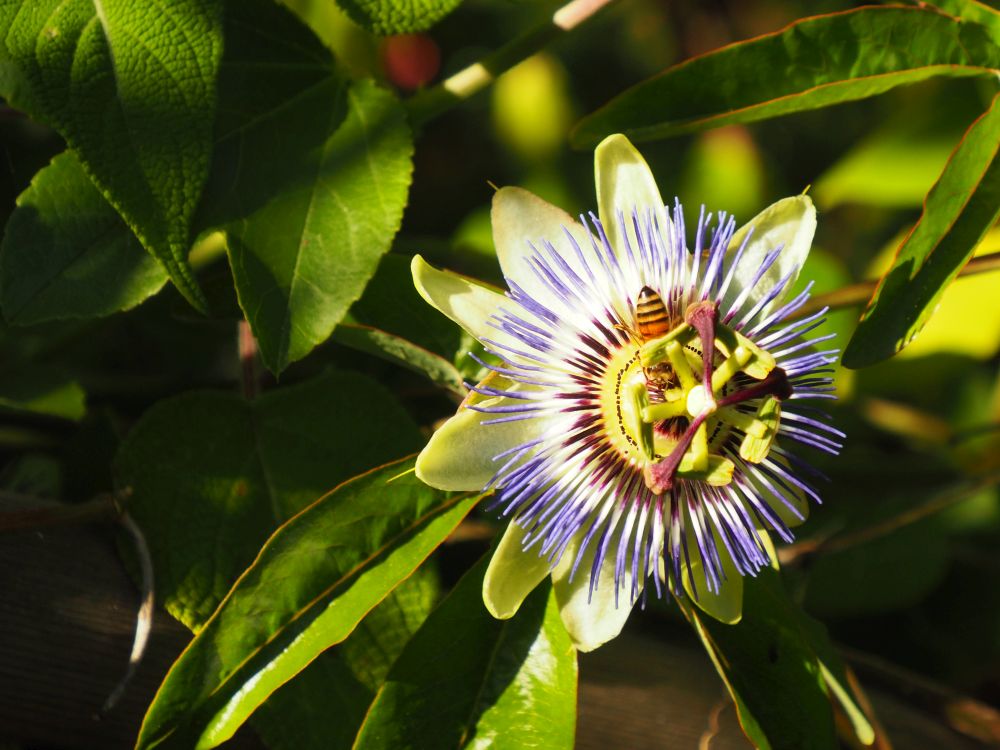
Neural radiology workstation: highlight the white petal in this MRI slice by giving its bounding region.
[552,533,634,652]
[411,255,506,341]
[595,134,671,263]
[483,523,552,619]
[723,195,816,318]
[491,187,594,309]
[415,395,548,491]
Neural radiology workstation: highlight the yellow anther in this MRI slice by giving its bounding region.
[715,326,775,379]
[711,345,753,392]
[666,340,698,390]
[624,377,656,461]
[678,455,735,486]
[642,399,688,423]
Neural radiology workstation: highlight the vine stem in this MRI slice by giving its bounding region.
[406,0,616,128]
[790,250,1000,320]
[778,468,1000,565]
[0,490,124,531]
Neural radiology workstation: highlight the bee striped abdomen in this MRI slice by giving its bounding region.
[635,286,671,339]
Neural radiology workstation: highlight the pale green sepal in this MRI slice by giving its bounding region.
[483,522,552,619]
[760,530,779,571]
[595,134,672,262]
[415,396,547,492]
[491,187,591,308]
[411,255,506,341]
[724,195,817,318]
[552,533,634,652]
[679,521,744,624]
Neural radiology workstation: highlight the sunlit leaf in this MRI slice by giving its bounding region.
[197,0,413,374]
[572,6,1000,145]
[115,370,422,629]
[0,0,222,309]
[862,229,1000,360]
[0,365,85,421]
[335,0,463,35]
[135,458,478,750]
[931,0,1000,46]
[353,554,577,750]
[843,92,1000,368]
[253,568,439,750]
[0,152,167,324]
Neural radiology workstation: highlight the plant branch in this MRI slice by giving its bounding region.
[778,469,1000,564]
[841,646,1000,746]
[0,490,128,532]
[406,0,615,128]
[102,512,154,713]
[791,250,1000,320]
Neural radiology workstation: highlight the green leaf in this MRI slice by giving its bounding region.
[353,554,577,750]
[843,92,1000,368]
[0,0,223,309]
[572,6,1000,145]
[334,254,466,395]
[684,569,875,749]
[335,0,463,35]
[931,0,1000,47]
[332,325,465,396]
[253,568,439,750]
[115,370,423,630]
[351,255,465,361]
[804,519,949,618]
[0,364,85,420]
[136,458,478,750]
[197,0,413,373]
[0,152,168,324]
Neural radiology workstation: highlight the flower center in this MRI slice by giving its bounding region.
[598,299,792,495]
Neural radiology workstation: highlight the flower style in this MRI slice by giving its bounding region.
[412,135,841,651]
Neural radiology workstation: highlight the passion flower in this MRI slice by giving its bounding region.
[412,135,841,650]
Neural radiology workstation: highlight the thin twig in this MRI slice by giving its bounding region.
[405,0,615,128]
[779,470,1000,564]
[842,646,1000,746]
[0,490,126,532]
[791,250,1000,320]
[101,512,154,713]
[697,694,729,750]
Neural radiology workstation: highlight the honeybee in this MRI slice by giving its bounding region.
[634,285,671,339]
[620,286,678,394]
